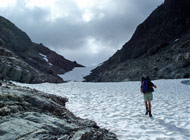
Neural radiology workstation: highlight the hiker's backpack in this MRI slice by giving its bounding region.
[142,80,153,93]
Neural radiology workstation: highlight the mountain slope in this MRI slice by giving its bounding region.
[0,16,83,83]
[84,0,190,82]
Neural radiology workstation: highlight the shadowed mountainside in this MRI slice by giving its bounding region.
[0,16,83,83]
[84,0,190,82]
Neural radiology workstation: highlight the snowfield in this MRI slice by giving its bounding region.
[59,66,96,82]
[15,79,190,140]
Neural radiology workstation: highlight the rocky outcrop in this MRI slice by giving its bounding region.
[0,16,83,83]
[0,47,64,83]
[84,0,190,82]
[0,82,117,140]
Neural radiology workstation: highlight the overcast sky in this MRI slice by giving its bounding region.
[0,0,164,66]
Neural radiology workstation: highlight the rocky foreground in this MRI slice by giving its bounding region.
[0,82,117,140]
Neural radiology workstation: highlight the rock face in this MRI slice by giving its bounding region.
[84,0,190,82]
[0,16,83,83]
[0,47,66,83]
[0,82,118,140]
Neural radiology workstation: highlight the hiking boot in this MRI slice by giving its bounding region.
[145,108,148,115]
[149,110,152,117]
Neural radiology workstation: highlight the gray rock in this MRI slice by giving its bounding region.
[0,82,118,140]
[0,47,62,83]
[181,80,190,85]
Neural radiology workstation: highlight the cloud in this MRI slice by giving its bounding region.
[0,0,164,66]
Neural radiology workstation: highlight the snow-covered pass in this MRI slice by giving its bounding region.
[15,79,190,140]
[59,66,96,82]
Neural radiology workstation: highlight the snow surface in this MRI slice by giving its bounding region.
[39,53,53,66]
[59,66,96,82]
[15,79,190,140]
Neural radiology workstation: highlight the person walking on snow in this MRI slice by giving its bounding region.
[141,76,157,117]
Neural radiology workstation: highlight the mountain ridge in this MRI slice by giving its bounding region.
[84,0,190,82]
[0,15,83,83]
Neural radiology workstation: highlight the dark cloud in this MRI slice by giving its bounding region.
[0,0,164,66]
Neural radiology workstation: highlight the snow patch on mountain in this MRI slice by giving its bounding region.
[39,53,53,66]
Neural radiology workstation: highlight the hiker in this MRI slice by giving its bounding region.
[140,76,157,117]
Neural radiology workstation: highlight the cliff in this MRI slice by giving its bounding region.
[84,0,190,82]
[0,16,83,83]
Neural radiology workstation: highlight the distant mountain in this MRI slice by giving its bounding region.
[0,16,83,83]
[85,0,190,82]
